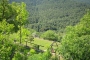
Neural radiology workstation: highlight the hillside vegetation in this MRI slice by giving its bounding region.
[10,0,90,32]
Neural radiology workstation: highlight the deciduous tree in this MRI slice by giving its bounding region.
[60,11,90,60]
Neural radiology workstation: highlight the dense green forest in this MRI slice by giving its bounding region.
[10,0,90,32]
[0,0,90,60]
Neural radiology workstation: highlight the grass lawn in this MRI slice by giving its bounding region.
[33,38,54,50]
[24,37,60,50]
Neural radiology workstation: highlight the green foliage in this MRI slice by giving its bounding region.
[0,0,14,21]
[12,2,28,24]
[12,46,30,60]
[11,2,28,31]
[9,27,31,43]
[28,35,34,43]
[0,0,28,32]
[29,49,36,55]
[28,54,42,60]
[41,30,58,41]
[0,0,29,60]
[0,19,14,33]
[28,49,51,60]
[10,0,90,32]
[60,11,90,60]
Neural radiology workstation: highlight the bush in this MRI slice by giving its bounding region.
[41,30,58,41]
[28,49,51,60]
[29,49,36,55]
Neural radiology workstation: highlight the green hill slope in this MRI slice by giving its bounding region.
[10,0,90,32]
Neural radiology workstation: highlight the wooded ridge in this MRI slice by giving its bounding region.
[10,0,90,32]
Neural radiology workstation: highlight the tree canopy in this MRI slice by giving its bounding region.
[0,0,28,31]
[10,0,90,32]
[60,10,90,60]
[0,0,29,60]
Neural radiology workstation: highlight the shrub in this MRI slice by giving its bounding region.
[41,30,58,41]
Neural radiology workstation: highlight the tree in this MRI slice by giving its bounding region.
[13,1,28,44]
[0,0,28,32]
[60,10,90,60]
[0,0,29,60]
[0,19,14,60]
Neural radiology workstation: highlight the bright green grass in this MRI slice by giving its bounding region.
[24,38,60,50]
[33,38,53,50]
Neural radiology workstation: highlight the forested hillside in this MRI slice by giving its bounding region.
[10,0,90,32]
